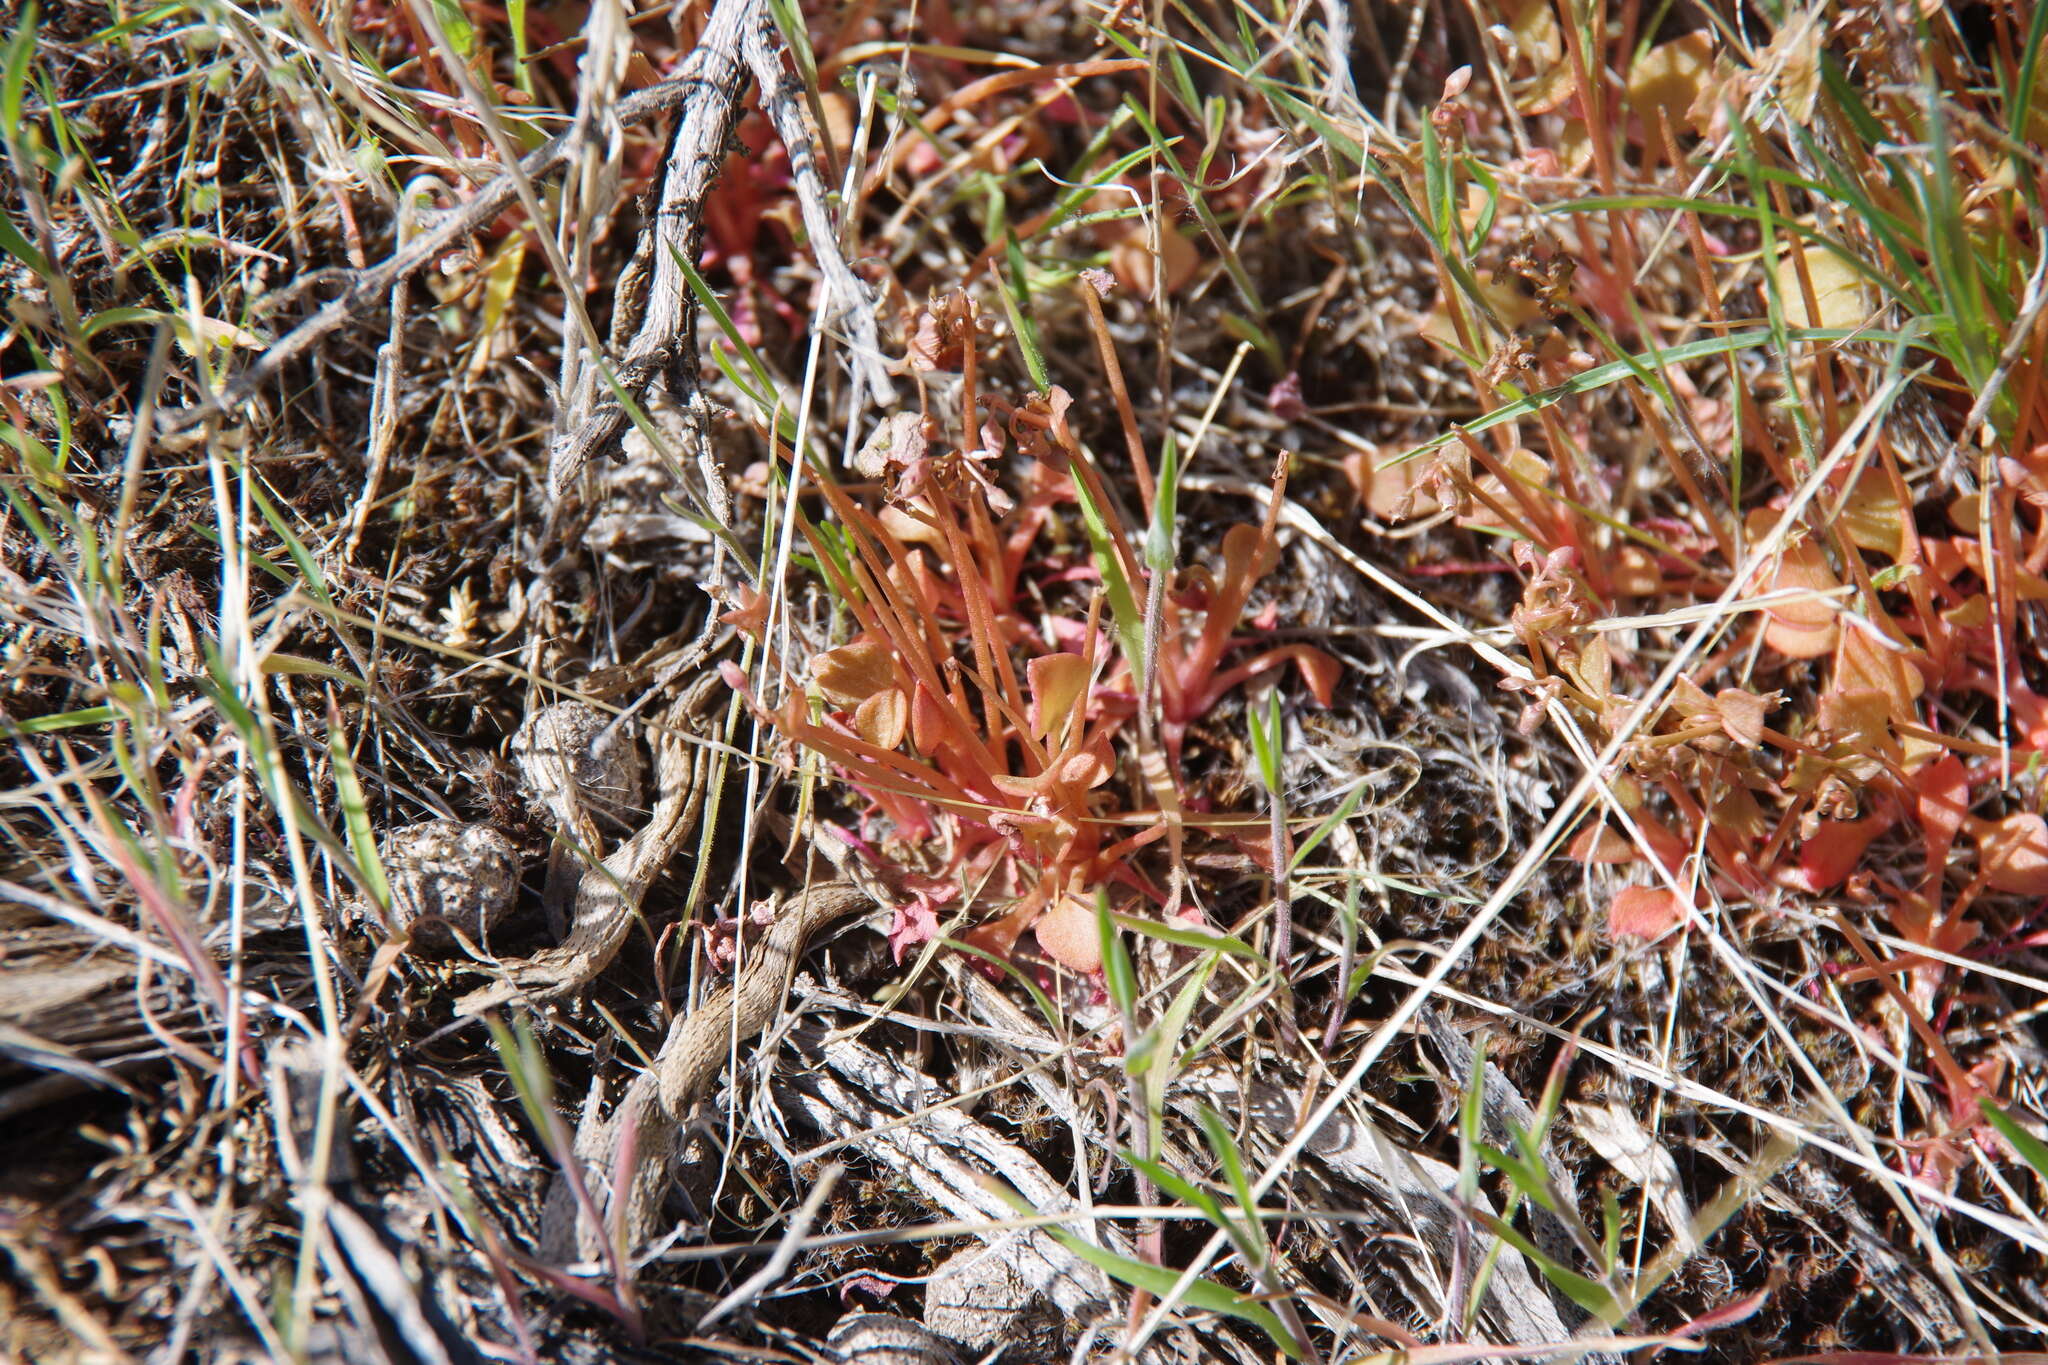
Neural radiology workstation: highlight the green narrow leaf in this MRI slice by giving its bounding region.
[1195,1105,1269,1263]
[1980,1098,2048,1182]
[1139,951,1214,1091]
[505,0,533,96]
[261,654,368,689]
[0,416,62,490]
[429,0,475,59]
[13,705,115,735]
[86,1,189,45]
[995,231,1049,390]
[1464,154,1499,256]
[1119,96,1281,367]
[1336,879,1365,1003]
[1600,1188,1624,1271]
[1145,431,1180,573]
[1476,1139,1558,1215]
[328,725,390,913]
[1096,889,1138,1021]
[1393,324,1929,466]
[1,2,37,138]
[82,305,171,338]
[1420,104,1452,247]
[1289,778,1368,872]
[486,1014,560,1143]
[945,937,1063,1033]
[673,247,778,402]
[1458,1035,1488,1201]
[246,479,333,607]
[0,211,51,277]
[1122,1149,1240,1251]
[1468,1207,1614,1316]
[1016,1204,1301,1359]
[1111,912,1259,960]
[1032,139,1149,244]
[765,0,821,110]
[2008,2,2048,191]
[1247,687,1282,792]
[1069,467,1144,666]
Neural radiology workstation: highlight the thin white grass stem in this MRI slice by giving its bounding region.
[1128,361,1998,1356]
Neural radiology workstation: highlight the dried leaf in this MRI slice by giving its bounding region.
[853,687,909,750]
[1109,221,1199,297]
[1713,687,1778,748]
[1980,813,2048,896]
[1791,815,1884,892]
[1028,653,1091,743]
[1350,446,1445,521]
[1754,523,1840,659]
[1839,466,1905,557]
[1608,885,1685,940]
[1220,522,1279,589]
[1624,31,1714,137]
[1612,546,1662,597]
[909,682,948,755]
[1570,823,1637,864]
[1832,625,1925,714]
[1709,784,1768,843]
[1568,1098,1698,1253]
[853,411,930,481]
[813,640,897,705]
[1773,244,1873,330]
[1289,646,1342,707]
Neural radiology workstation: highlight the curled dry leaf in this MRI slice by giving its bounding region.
[1753,524,1841,659]
[1608,884,1685,940]
[1027,653,1090,743]
[1979,813,2048,896]
[1711,687,1779,748]
[1568,1098,1699,1253]
[812,640,897,706]
[853,411,931,481]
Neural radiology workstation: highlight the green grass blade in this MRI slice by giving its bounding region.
[1017,1203,1301,1359]
[1110,911,1259,960]
[1288,778,1368,873]
[328,724,390,913]
[1195,1105,1269,1262]
[1980,1099,2048,1184]
[1097,889,1138,1020]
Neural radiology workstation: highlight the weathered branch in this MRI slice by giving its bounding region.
[162,60,735,434]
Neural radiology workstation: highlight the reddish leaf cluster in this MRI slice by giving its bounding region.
[729,292,1336,971]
